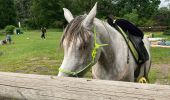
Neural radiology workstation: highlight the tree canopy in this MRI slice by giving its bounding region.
[15,0,32,23]
[1,0,170,29]
[0,0,16,29]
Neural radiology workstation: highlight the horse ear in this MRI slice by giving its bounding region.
[83,2,97,30]
[63,8,74,23]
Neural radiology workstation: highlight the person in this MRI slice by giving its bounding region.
[16,28,21,34]
[158,40,166,45]
[158,40,170,46]
[41,27,47,39]
[0,40,7,45]
[106,15,149,64]
[6,34,12,44]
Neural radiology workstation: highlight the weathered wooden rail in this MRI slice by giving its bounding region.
[139,26,170,32]
[0,72,170,100]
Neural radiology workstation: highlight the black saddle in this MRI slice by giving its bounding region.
[106,17,149,65]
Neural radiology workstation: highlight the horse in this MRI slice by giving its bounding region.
[58,3,151,82]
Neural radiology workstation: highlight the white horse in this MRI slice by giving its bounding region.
[58,3,151,82]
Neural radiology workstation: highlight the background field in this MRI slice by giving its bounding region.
[0,29,63,75]
[0,29,170,84]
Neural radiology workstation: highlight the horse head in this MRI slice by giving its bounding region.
[58,3,104,77]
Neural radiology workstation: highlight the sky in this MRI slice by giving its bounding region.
[159,0,170,7]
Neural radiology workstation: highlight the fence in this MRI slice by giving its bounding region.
[0,72,170,100]
[139,26,170,32]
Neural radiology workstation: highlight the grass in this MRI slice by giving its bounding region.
[148,32,170,64]
[145,32,170,84]
[148,68,157,83]
[151,47,170,64]
[0,29,63,75]
[0,30,170,84]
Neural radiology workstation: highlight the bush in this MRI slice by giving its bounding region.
[0,30,5,36]
[123,9,139,25]
[5,25,15,35]
[22,19,37,29]
[50,20,64,28]
[163,29,170,35]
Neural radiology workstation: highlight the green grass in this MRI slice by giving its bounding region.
[153,32,170,40]
[0,29,63,75]
[148,68,157,83]
[151,48,170,64]
[0,30,170,84]
[147,32,170,64]
[145,32,170,84]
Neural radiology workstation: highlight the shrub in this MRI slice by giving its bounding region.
[5,25,15,35]
[123,9,139,25]
[143,19,156,27]
[50,20,64,28]
[163,29,170,35]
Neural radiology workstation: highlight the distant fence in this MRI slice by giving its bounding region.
[139,26,170,32]
[0,72,170,100]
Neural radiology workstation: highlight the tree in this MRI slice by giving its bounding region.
[136,0,160,18]
[28,0,117,28]
[115,0,161,19]
[97,0,117,18]
[123,9,139,25]
[165,0,170,9]
[12,0,162,28]
[29,0,63,28]
[154,7,170,26]
[15,0,32,24]
[60,0,117,18]
[0,0,16,29]
[112,0,160,26]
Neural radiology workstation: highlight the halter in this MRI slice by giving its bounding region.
[59,26,108,76]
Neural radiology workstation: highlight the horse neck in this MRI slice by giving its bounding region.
[94,18,128,71]
[94,18,127,55]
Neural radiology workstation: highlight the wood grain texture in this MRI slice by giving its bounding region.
[0,72,170,100]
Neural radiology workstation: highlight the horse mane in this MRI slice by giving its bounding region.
[60,15,91,50]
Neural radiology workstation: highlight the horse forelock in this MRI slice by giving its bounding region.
[61,16,92,50]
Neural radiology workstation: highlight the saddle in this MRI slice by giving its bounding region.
[106,18,149,65]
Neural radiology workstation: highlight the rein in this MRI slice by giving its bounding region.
[59,26,108,76]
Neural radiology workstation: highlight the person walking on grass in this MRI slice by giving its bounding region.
[41,27,47,39]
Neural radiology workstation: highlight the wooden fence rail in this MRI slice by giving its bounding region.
[139,26,170,32]
[0,72,170,100]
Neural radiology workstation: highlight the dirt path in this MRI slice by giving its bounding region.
[151,64,170,85]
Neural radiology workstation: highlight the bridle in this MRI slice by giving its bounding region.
[59,26,108,77]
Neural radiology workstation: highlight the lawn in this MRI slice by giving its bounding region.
[149,32,170,64]
[0,29,63,75]
[146,32,170,84]
[0,30,170,84]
